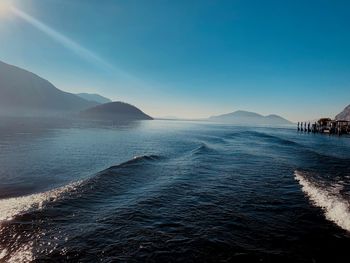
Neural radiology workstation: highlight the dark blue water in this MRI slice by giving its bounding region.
[0,118,350,262]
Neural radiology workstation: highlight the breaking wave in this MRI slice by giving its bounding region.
[295,170,350,232]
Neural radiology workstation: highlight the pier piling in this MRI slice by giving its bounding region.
[298,118,350,136]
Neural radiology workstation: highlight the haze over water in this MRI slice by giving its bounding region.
[0,118,349,262]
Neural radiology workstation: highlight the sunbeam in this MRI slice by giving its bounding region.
[10,5,132,79]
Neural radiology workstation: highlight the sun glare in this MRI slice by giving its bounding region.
[0,0,13,16]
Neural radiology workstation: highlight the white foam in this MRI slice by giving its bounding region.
[0,181,83,262]
[0,181,82,222]
[0,248,7,260]
[295,171,350,232]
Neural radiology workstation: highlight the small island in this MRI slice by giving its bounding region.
[80,101,153,121]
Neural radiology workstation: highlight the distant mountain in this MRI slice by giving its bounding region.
[335,104,350,121]
[76,93,112,104]
[80,102,153,121]
[209,110,292,125]
[0,61,97,116]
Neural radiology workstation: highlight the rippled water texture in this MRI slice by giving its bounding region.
[0,118,349,262]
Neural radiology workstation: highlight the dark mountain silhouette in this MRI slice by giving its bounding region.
[209,110,292,125]
[335,104,350,121]
[76,93,112,104]
[80,102,153,121]
[0,61,97,116]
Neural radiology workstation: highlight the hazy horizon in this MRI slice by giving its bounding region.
[1,0,350,121]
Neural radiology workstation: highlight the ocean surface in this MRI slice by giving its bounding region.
[0,118,349,262]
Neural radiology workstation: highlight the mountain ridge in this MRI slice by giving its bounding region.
[0,60,97,116]
[76,93,112,104]
[0,60,152,121]
[335,104,350,121]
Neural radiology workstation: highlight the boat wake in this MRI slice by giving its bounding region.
[295,170,350,232]
[0,154,163,262]
[0,181,82,222]
[0,154,162,224]
[0,181,82,262]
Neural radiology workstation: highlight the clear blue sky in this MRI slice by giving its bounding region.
[0,0,349,121]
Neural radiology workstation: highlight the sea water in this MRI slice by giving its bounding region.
[0,118,349,262]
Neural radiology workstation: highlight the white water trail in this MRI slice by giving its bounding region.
[0,181,83,262]
[0,181,82,222]
[295,171,350,232]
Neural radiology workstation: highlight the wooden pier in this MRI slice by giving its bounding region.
[297,118,350,135]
